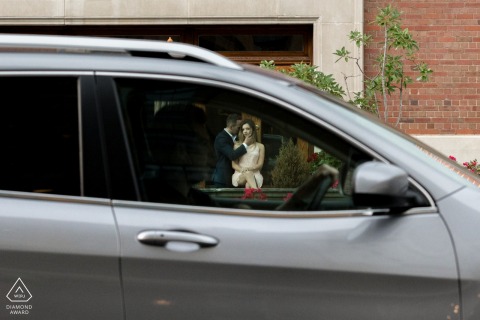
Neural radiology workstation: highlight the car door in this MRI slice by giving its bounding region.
[114,205,459,320]
[0,75,123,319]
[99,74,460,320]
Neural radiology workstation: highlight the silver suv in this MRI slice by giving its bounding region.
[0,34,478,320]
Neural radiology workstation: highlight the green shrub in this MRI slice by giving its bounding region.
[260,60,345,99]
[271,140,311,188]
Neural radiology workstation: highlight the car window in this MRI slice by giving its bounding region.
[0,77,80,196]
[115,77,427,211]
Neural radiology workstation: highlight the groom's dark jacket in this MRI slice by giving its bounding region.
[212,129,247,187]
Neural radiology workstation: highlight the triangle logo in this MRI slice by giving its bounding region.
[6,278,32,302]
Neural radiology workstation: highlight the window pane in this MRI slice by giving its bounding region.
[199,35,304,52]
[0,77,80,196]
[115,78,378,211]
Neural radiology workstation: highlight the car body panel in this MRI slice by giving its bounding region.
[114,201,459,320]
[0,194,123,319]
[437,187,480,320]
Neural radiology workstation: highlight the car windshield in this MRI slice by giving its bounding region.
[295,83,480,189]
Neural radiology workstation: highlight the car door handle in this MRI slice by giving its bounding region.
[137,230,219,248]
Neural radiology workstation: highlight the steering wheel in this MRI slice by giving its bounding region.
[277,164,338,211]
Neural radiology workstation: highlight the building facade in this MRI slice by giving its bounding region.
[365,0,480,162]
[0,0,478,162]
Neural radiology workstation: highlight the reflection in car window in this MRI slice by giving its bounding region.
[115,78,407,211]
[0,77,80,196]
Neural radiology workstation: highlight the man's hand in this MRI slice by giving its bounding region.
[244,135,254,146]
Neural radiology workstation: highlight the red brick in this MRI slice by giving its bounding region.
[365,0,480,134]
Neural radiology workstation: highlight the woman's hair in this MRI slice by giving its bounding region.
[238,119,257,142]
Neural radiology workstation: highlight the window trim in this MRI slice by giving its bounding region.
[112,198,438,218]
[95,75,142,202]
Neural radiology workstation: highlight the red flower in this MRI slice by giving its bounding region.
[451,155,480,176]
[332,180,339,189]
[283,193,293,201]
[241,188,255,199]
[241,188,267,200]
[307,153,319,163]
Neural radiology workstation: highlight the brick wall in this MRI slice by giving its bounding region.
[364,0,480,134]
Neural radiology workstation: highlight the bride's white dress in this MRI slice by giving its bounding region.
[232,143,263,188]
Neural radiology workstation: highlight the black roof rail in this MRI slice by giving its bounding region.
[0,34,243,70]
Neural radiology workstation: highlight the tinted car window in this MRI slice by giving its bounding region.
[0,77,80,196]
[115,77,428,211]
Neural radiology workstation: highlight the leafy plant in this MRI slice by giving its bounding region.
[271,139,311,188]
[260,5,432,126]
[334,4,433,125]
[260,60,345,98]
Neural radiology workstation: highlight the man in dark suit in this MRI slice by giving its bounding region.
[212,114,253,187]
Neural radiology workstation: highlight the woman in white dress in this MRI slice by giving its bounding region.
[232,119,265,189]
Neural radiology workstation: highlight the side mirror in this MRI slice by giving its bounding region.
[352,162,414,213]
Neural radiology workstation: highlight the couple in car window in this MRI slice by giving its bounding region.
[151,106,264,206]
[212,113,265,190]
